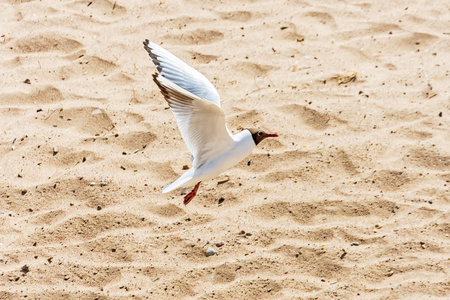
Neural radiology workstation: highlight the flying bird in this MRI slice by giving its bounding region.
[143,40,278,204]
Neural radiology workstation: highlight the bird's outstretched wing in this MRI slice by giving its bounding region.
[143,40,221,107]
[144,41,234,167]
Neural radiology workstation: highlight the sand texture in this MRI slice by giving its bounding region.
[1,0,449,299]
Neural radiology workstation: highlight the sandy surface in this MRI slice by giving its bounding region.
[1,0,449,299]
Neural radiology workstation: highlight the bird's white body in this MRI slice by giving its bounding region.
[162,129,255,193]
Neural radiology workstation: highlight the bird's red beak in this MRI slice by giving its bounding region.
[265,133,278,138]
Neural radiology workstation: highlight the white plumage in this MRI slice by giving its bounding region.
[143,40,277,204]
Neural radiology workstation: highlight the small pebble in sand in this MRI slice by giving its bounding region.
[216,242,224,247]
[90,182,96,186]
[100,182,106,187]
[91,109,102,115]
[350,242,359,246]
[205,247,216,257]
[21,265,30,274]
[52,147,58,156]
[21,189,27,195]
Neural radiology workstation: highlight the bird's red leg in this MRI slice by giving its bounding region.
[183,182,201,205]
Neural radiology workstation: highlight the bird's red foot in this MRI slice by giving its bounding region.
[183,182,201,205]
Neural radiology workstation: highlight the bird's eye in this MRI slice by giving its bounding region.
[257,131,263,136]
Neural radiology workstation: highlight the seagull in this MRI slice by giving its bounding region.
[143,40,278,205]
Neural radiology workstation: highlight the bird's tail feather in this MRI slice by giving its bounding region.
[162,169,195,193]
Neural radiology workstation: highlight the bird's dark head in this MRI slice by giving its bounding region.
[248,128,278,145]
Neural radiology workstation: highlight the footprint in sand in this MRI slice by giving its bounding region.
[29,211,154,244]
[114,131,156,152]
[250,199,397,225]
[406,147,450,170]
[13,34,82,54]
[41,107,115,135]
[303,11,337,29]
[233,61,274,77]
[218,10,252,22]
[276,103,342,130]
[59,55,117,80]
[272,21,305,42]
[163,29,224,45]
[2,86,63,105]
[64,0,126,17]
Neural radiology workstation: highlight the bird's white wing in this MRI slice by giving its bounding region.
[152,73,234,167]
[143,40,221,107]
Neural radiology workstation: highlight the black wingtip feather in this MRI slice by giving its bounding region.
[143,40,163,73]
[143,39,149,51]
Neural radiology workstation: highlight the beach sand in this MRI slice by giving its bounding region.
[0,0,449,298]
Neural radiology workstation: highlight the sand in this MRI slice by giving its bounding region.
[1,0,449,299]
